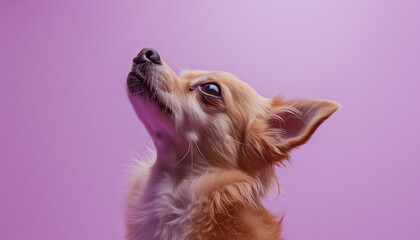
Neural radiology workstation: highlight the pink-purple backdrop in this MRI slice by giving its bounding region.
[1,1,419,239]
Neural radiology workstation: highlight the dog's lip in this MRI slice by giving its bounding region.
[127,71,173,116]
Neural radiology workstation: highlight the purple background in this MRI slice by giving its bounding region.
[1,1,419,239]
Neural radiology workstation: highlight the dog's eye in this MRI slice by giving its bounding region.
[198,83,222,98]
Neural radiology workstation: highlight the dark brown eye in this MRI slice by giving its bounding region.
[198,83,222,98]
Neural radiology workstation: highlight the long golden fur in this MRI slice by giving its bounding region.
[125,48,339,240]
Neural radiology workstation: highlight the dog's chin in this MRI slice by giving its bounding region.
[127,75,187,155]
[127,72,173,117]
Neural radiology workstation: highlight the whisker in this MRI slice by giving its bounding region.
[138,138,151,159]
[150,90,157,100]
[165,94,170,116]
[191,141,194,174]
[132,89,144,95]
[127,81,141,87]
[194,141,210,165]
[232,139,248,146]
[172,141,191,168]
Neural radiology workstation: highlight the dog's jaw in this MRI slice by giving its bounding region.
[128,89,190,169]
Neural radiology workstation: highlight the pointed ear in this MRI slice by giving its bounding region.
[267,98,340,151]
[238,98,339,182]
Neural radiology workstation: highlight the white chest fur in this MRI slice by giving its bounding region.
[128,172,193,240]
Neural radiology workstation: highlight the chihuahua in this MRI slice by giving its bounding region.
[125,48,339,240]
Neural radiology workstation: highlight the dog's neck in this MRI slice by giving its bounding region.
[153,139,209,180]
[138,147,209,208]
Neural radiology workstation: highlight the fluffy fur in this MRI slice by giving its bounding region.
[125,48,339,240]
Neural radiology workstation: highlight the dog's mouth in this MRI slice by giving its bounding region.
[127,71,173,116]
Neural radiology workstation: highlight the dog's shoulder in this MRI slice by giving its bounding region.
[184,168,283,240]
[190,168,262,207]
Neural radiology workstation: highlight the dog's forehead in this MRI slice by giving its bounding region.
[178,70,208,80]
[180,70,250,88]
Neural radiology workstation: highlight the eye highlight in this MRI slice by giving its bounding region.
[198,82,222,98]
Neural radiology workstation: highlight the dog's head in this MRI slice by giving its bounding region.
[127,48,339,187]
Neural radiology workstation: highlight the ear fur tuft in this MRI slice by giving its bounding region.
[239,98,339,188]
[269,99,340,151]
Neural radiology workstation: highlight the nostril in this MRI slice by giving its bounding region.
[133,48,162,65]
[145,49,161,64]
[145,50,154,60]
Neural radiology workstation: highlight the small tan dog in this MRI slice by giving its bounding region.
[126,48,339,240]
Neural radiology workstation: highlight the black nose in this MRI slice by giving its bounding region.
[133,48,161,65]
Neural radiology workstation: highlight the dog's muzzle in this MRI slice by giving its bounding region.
[127,48,161,94]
